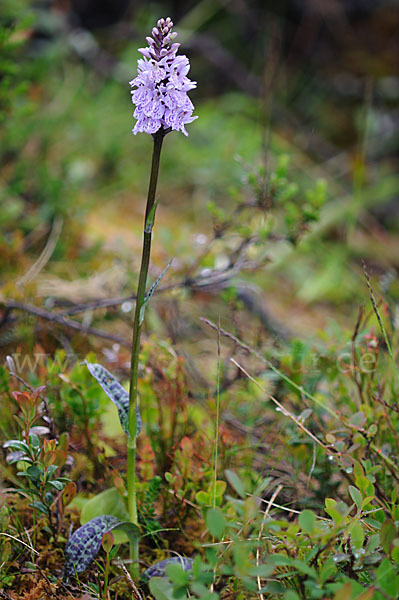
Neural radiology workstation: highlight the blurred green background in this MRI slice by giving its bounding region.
[0,0,398,359]
[1,5,398,596]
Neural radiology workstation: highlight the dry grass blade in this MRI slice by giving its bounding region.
[362,259,399,384]
[118,560,144,600]
[17,216,63,288]
[201,317,336,417]
[0,532,39,554]
[230,358,332,455]
[256,484,283,599]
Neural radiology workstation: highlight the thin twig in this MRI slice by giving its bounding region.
[2,300,130,347]
[374,394,399,414]
[1,249,284,348]
[8,370,34,392]
[167,489,203,516]
[362,259,398,384]
[118,561,143,600]
[46,235,256,314]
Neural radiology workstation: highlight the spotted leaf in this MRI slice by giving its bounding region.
[64,515,119,578]
[85,362,141,437]
[139,258,173,325]
[142,556,193,582]
[64,515,140,580]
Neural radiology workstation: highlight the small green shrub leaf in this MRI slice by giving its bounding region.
[196,491,210,506]
[224,469,245,498]
[48,480,64,491]
[349,485,362,511]
[85,362,141,437]
[248,564,275,577]
[349,411,366,428]
[29,501,49,515]
[319,558,336,583]
[268,555,293,567]
[298,509,316,534]
[214,480,226,497]
[2,439,30,453]
[166,563,190,586]
[356,475,375,497]
[325,498,345,524]
[190,582,218,599]
[376,558,399,596]
[291,559,318,579]
[380,519,397,554]
[206,507,226,540]
[361,495,375,509]
[254,477,272,497]
[148,577,175,600]
[367,424,378,436]
[332,582,353,600]
[284,591,300,600]
[350,521,365,550]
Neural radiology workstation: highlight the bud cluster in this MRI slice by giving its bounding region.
[141,17,179,61]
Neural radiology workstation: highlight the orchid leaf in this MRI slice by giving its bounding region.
[81,487,129,523]
[81,487,130,544]
[139,259,173,325]
[110,520,140,547]
[64,515,120,579]
[85,362,141,437]
[142,556,193,582]
[144,197,159,233]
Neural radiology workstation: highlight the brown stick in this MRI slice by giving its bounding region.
[1,300,130,347]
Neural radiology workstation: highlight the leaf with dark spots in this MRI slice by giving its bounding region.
[64,515,120,579]
[85,362,142,437]
[142,556,193,582]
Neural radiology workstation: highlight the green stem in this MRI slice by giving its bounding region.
[127,129,165,580]
[212,318,221,508]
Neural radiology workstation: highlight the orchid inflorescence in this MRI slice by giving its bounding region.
[130,17,197,136]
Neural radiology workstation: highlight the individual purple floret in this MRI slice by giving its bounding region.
[130,17,197,136]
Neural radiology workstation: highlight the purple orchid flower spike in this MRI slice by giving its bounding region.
[130,17,198,136]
